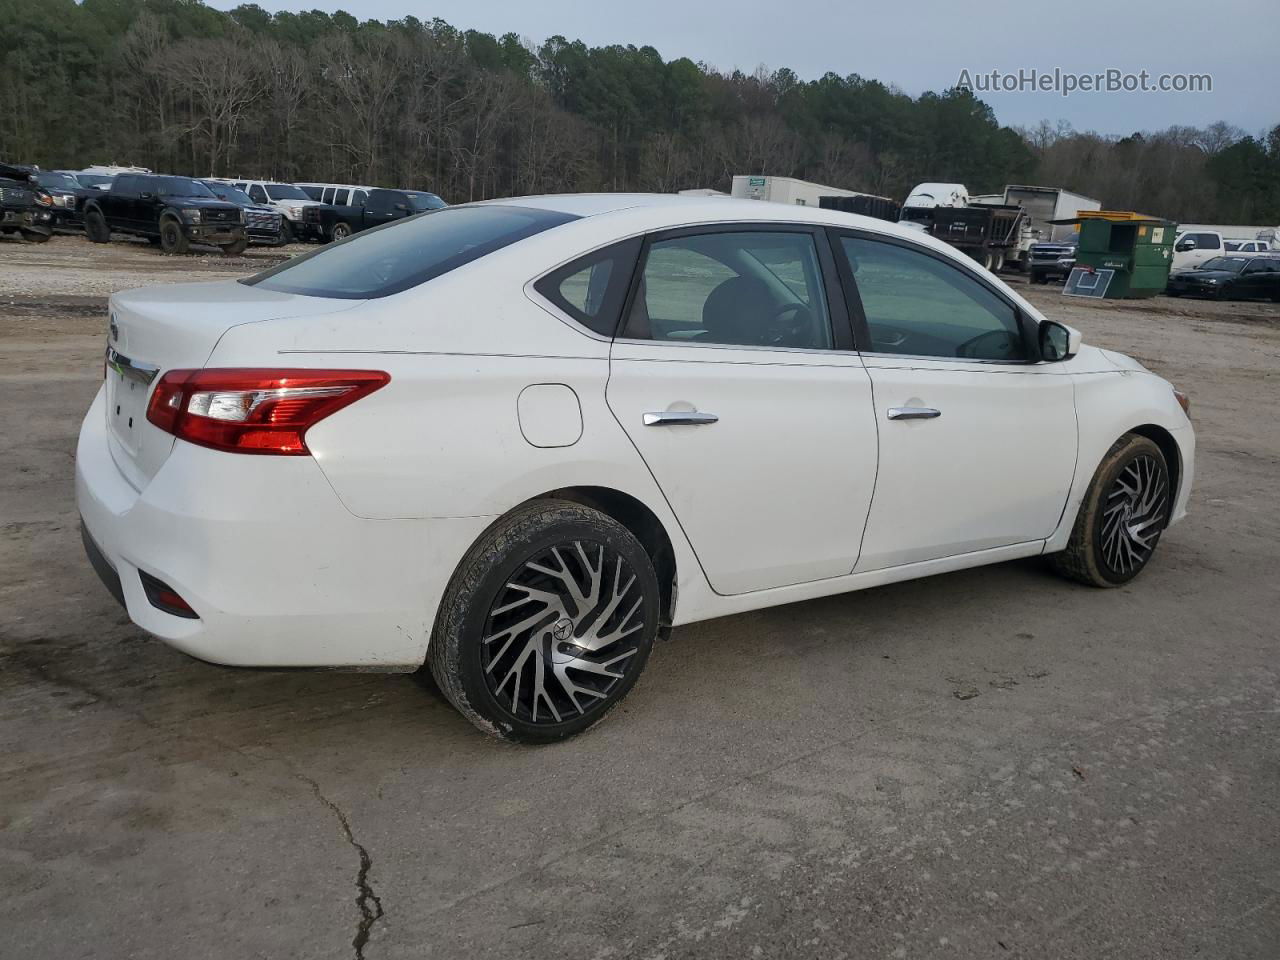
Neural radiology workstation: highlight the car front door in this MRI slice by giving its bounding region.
[605,226,879,596]
[831,231,1077,571]
[1239,258,1278,298]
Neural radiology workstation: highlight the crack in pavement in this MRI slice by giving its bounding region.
[294,772,385,960]
[1,646,386,960]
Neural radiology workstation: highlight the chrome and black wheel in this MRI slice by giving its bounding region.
[429,500,660,742]
[330,221,352,242]
[1052,434,1171,587]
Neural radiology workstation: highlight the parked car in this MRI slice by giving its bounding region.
[1171,230,1226,271]
[81,173,247,255]
[211,179,325,242]
[317,187,446,240]
[0,162,54,243]
[70,171,116,192]
[35,170,91,228]
[1166,255,1280,301]
[1222,239,1270,253]
[1028,240,1078,283]
[199,180,286,245]
[77,195,1194,742]
[295,181,373,204]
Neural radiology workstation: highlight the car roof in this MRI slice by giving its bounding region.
[489,192,932,244]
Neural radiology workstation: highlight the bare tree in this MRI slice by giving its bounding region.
[159,34,266,175]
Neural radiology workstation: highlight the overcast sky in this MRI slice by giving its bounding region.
[208,0,1274,136]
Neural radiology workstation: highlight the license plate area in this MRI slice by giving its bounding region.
[107,367,149,455]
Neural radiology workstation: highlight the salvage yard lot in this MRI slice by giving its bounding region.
[2,235,1278,959]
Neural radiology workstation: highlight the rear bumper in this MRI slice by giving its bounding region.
[75,385,491,669]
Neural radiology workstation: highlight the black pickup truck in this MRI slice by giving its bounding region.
[319,188,446,241]
[82,174,248,255]
[0,162,54,243]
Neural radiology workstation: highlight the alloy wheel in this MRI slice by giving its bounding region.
[480,539,647,725]
[1099,454,1168,577]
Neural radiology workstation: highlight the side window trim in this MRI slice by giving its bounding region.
[531,236,643,340]
[826,227,1038,364]
[617,222,854,352]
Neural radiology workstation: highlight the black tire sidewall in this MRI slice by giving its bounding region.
[332,223,350,241]
[160,220,185,254]
[1087,437,1168,585]
[437,504,661,742]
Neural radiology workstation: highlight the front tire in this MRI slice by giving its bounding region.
[84,210,110,243]
[21,229,50,244]
[1051,434,1171,587]
[220,236,249,256]
[330,221,352,242]
[428,500,661,743]
[159,218,189,255]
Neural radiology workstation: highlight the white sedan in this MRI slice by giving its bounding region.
[77,195,1195,741]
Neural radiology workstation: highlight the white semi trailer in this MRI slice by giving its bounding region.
[1001,185,1102,243]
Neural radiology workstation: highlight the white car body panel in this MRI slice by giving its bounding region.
[75,194,1195,669]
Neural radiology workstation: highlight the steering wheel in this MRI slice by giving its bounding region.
[762,301,813,347]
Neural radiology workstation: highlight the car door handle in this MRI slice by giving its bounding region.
[887,406,941,421]
[643,410,719,426]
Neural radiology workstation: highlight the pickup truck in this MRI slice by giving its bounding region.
[0,162,54,243]
[318,187,446,240]
[82,174,247,255]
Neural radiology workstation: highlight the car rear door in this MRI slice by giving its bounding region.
[604,225,879,596]
[830,230,1077,571]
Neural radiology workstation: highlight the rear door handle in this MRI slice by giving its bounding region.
[887,406,941,421]
[643,410,719,427]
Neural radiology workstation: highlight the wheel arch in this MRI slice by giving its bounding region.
[531,485,679,634]
[1129,423,1182,506]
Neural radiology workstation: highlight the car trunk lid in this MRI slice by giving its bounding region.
[104,280,361,490]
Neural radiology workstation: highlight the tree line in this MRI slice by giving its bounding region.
[2,0,1278,225]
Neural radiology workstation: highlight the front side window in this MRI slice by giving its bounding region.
[623,231,832,349]
[243,204,577,299]
[839,236,1025,362]
[534,238,641,337]
[1191,232,1222,250]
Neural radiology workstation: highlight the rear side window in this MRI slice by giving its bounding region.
[534,238,641,337]
[243,205,578,299]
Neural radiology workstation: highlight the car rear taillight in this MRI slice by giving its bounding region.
[146,368,389,455]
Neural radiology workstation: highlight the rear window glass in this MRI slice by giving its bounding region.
[242,205,578,299]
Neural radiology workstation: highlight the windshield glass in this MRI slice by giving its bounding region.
[77,174,114,189]
[203,183,253,205]
[1200,257,1246,272]
[155,177,217,199]
[38,172,81,190]
[243,205,577,299]
[405,192,447,211]
[265,183,309,201]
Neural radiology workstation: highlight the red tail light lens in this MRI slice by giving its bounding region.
[146,368,389,455]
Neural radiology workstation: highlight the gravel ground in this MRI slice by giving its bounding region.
[1,234,1277,960]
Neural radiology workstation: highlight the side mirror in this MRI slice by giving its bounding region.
[394,203,409,212]
[1039,320,1081,362]
[1175,239,1195,252]
[139,191,153,200]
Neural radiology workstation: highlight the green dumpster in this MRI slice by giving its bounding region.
[1055,214,1178,299]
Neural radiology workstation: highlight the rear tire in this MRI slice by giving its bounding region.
[428,499,661,743]
[992,251,1005,273]
[84,210,110,243]
[159,218,189,255]
[1050,434,1170,588]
